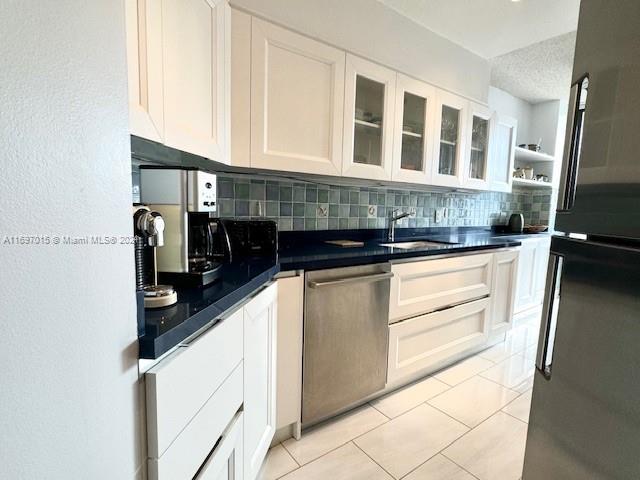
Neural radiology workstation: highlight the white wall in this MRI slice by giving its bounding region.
[231,0,491,102]
[0,2,140,479]
[530,100,562,156]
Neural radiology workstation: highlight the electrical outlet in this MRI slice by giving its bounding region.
[434,207,445,223]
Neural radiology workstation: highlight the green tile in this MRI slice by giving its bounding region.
[266,184,279,201]
[235,200,249,216]
[359,206,368,217]
[280,202,292,216]
[305,203,316,218]
[250,183,265,200]
[339,205,350,218]
[293,203,305,217]
[235,183,250,199]
[340,189,350,204]
[318,189,329,203]
[329,189,340,204]
[265,201,279,217]
[339,218,349,229]
[305,187,317,202]
[349,205,359,217]
[293,186,305,202]
[305,219,317,230]
[279,186,292,202]
[329,204,339,218]
[359,192,369,205]
[278,218,293,231]
[317,218,328,230]
[218,180,234,198]
[328,218,339,230]
[350,191,360,204]
[293,218,305,231]
[219,199,234,216]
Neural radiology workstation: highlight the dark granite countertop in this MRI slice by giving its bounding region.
[138,227,549,359]
[139,258,279,359]
[278,228,549,271]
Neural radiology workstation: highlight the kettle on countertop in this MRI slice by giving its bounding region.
[508,213,524,233]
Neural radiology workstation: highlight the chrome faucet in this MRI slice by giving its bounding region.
[387,209,415,242]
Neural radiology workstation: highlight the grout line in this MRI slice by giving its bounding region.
[281,406,391,467]
[500,408,529,425]
[352,441,397,479]
[440,452,482,480]
[368,401,393,421]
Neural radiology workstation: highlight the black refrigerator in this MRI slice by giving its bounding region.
[522,1,640,478]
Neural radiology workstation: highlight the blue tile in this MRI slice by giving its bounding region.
[280,202,292,216]
[235,200,249,216]
[306,187,318,203]
[235,183,250,200]
[280,186,292,202]
[266,184,279,201]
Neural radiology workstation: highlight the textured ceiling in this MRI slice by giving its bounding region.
[490,31,576,103]
[377,0,580,58]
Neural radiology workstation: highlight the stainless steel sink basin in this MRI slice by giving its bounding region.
[379,240,454,249]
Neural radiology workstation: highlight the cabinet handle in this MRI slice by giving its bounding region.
[307,272,393,289]
[536,253,563,380]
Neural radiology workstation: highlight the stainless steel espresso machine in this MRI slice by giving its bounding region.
[133,205,178,308]
[140,167,224,287]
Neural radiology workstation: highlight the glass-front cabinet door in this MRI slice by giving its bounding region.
[489,113,517,192]
[464,102,493,190]
[391,74,435,184]
[342,54,395,180]
[432,91,467,188]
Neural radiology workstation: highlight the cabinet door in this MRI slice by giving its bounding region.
[463,102,493,190]
[250,19,346,175]
[162,0,230,163]
[391,74,436,184]
[243,283,277,480]
[432,90,467,188]
[490,249,519,336]
[125,0,164,142]
[388,298,491,384]
[489,113,517,193]
[342,54,396,181]
[514,239,538,313]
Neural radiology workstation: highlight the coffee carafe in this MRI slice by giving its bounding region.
[133,205,178,308]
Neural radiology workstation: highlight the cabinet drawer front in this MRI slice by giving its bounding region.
[390,253,493,322]
[146,308,243,457]
[195,412,243,480]
[149,363,243,480]
[388,298,491,384]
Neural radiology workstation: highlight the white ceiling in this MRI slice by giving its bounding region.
[377,0,580,59]
[490,31,576,103]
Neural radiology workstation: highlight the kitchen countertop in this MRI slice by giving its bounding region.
[139,258,279,359]
[279,229,546,271]
[138,227,549,359]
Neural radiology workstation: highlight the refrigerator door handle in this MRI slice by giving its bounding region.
[536,253,563,379]
[558,75,588,212]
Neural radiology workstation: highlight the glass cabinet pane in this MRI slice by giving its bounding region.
[438,105,460,175]
[353,75,384,166]
[469,115,489,180]
[493,123,513,184]
[400,92,426,171]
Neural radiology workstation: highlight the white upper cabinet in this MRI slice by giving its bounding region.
[391,74,436,184]
[432,90,468,188]
[162,0,230,163]
[463,102,493,190]
[250,19,346,175]
[342,54,396,181]
[125,0,164,142]
[489,113,518,193]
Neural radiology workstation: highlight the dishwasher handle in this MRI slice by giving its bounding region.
[307,272,393,289]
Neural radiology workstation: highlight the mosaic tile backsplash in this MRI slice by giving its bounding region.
[132,169,551,232]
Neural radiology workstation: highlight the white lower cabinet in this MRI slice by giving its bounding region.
[515,237,551,314]
[489,249,519,336]
[388,297,491,384]
[196,412,243,480]
[243,283,278,480]
[389,253,493,323]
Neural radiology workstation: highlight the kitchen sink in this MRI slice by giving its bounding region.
[379,240,456,249]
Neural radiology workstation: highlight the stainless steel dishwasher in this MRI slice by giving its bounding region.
[302,263,392,426]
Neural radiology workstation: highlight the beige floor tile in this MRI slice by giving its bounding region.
[521,345,537,361]
[258,444,299,480]
[502,390,533,423]
[354,404,468,479]
[403,454,476,480]
[428,376,519,428]
[370,376,450,419]
[511,375,535,393]
[479,354,534,389]
[507,324,539,348]
[443,412,528,480]
[433,355,495,386]
[280,443,393,480]
[283,405,387,465]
